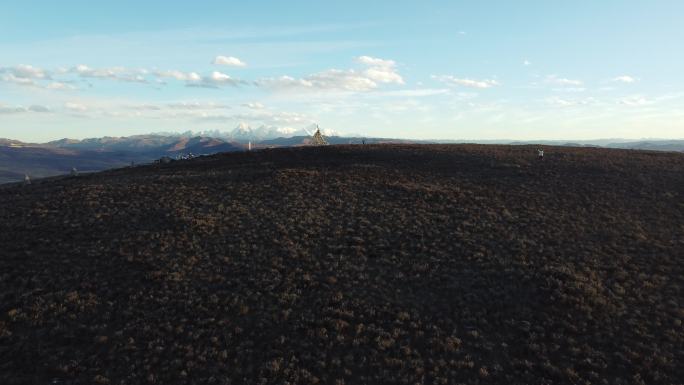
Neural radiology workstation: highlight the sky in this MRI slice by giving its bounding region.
[1,0,683,142]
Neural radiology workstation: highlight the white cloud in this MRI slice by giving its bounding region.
[356,56,396,68]
[258,70,376,91]
[227,110,313,125]
[72,65,148,83]
[46,82,76,90]
[155,70,202,82]
[371,88,451,97]
[257,56,403,92]
[612,75,637,83]
[185,71,241,88]
[364,67,404,84]
[1,73,38,87]
[243,102,265,109]
[1,64,50,79]
[552,87,587,93]
[213,56,247,67]
[166,102,230,110]
[432,75,499,89]
[307,69,378,91]
[210,71,232,82]
[1,66,76,90]
[126,104,162,111]
[523,60,531,66]
[138,69,240,88]
[546,75,583,86]
[256,75,314,89]
[546,97,596,107]
[0,65,50,87]
[357,55,404,85]
[64,102,88,112]
[619,96,650,106]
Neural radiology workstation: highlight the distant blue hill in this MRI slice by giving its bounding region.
[1,134,681,184]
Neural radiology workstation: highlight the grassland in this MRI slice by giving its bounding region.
[1,144,682,384]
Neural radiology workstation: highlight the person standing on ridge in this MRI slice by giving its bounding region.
[538,148,544,160]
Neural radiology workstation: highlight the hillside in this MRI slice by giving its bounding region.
[0,136,243,184]
[1,144,683,384]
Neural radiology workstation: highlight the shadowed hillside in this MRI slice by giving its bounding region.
[0,136,243,184]
[1,144,683,384]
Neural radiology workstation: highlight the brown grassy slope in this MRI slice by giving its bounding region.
[0,144,683,385]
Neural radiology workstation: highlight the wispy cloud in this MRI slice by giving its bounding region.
[166,102,231,110]
[546,96,596,107]
[612,75,637,83]
[618,95,650,106]
[256,56,403,92]
[1,73,39,87]
[70,65,149,83]
[64,102,88,112]
[213,56,247,67]
[46,82,77,90]
[243,102,265,109]
[0,103,51,114]
[432,75,499,89]
[1,64,50,79]
[154,70,202,82]
[226,110,313,125]
[2,56,400,93]
[545,75,583,86]
[355,56,395,67]
[370,88,451,97]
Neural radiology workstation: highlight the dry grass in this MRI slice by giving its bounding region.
[0,144,683,384]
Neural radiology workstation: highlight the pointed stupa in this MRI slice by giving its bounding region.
[310,124,328,146]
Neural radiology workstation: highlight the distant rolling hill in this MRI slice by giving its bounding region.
[606,140,684,152]
[507,139,684,152]
[2,133,682,184]
[0,135,243,184]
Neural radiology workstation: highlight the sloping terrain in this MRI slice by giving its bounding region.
[0,136,243,184]
[0,144,683,384]
[0,146,143,185]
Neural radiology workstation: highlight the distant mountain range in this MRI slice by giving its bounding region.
[1,127,682,184]
[165,123,340,142]
[0,135,243,184]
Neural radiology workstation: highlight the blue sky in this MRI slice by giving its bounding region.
[1,0,683,142]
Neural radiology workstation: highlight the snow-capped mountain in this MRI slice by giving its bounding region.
[226,123,314,141]
[301,123,340,137]
[160,123,341,143]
